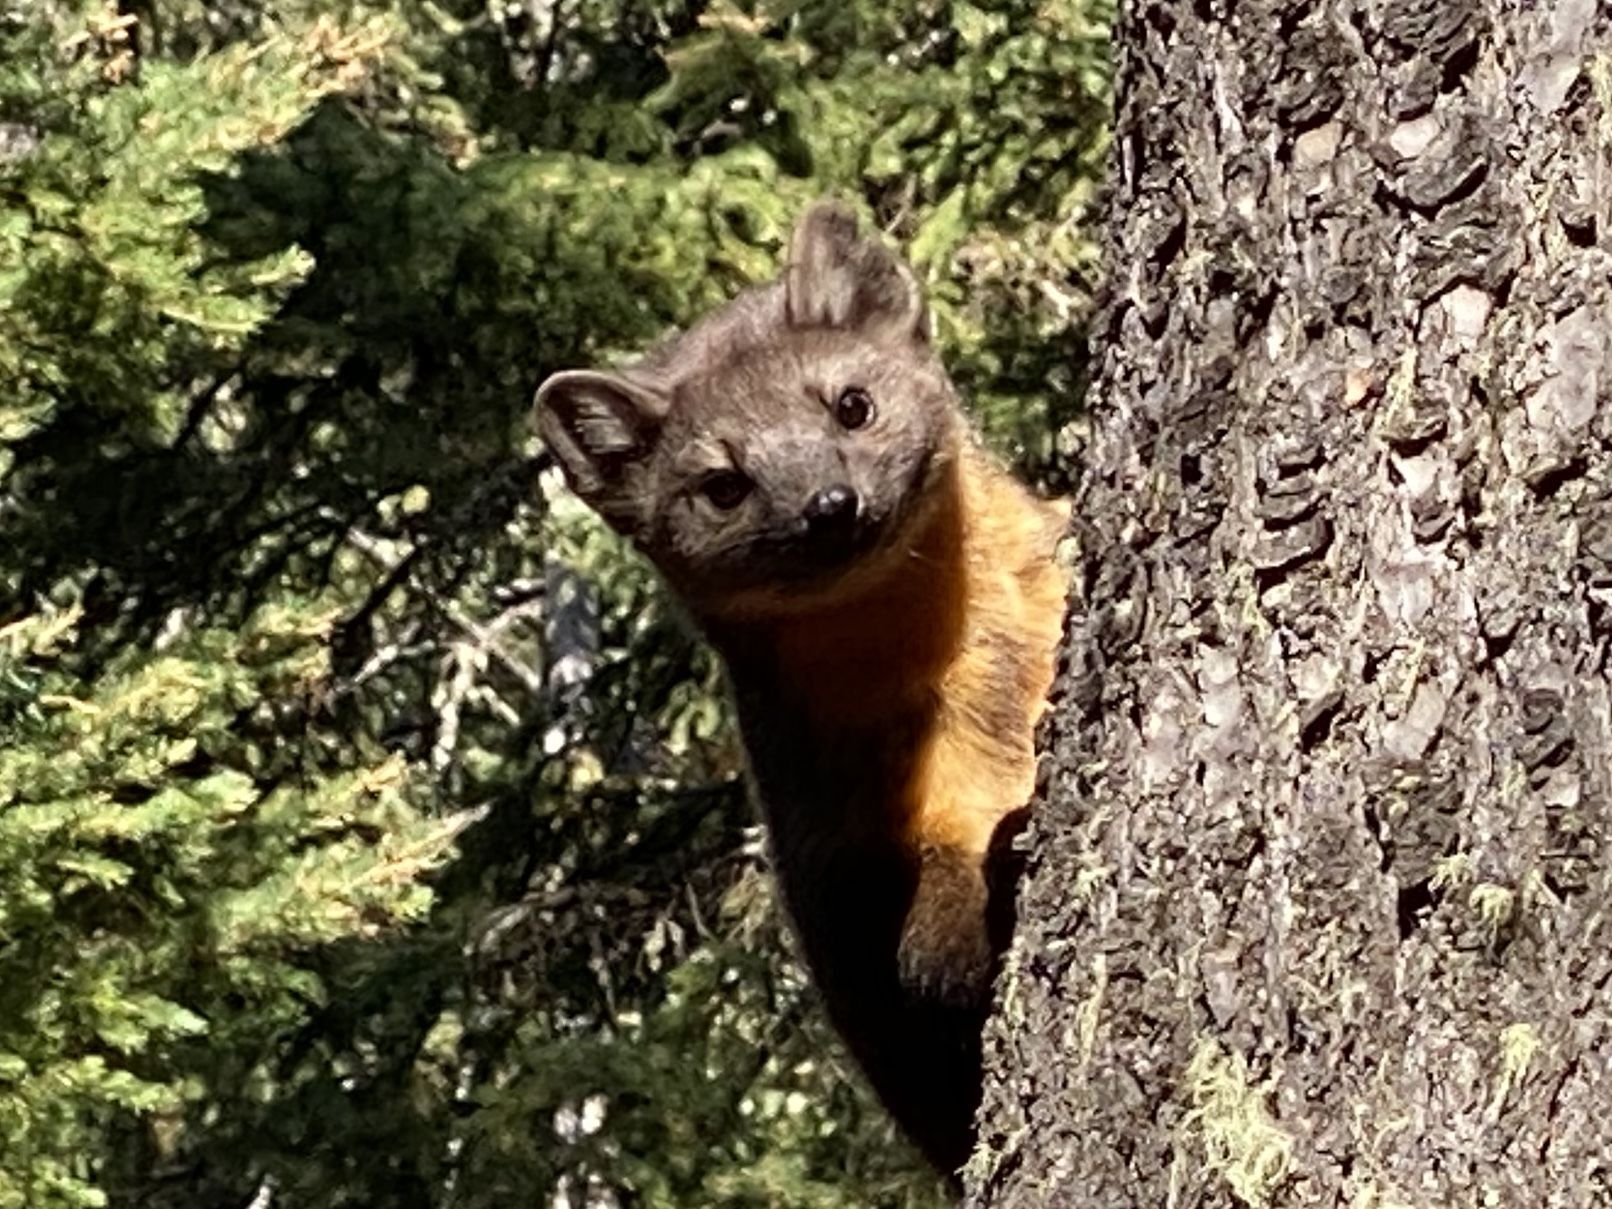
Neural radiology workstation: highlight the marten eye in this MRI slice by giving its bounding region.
[699,470,752,511]
[834,386,875,431]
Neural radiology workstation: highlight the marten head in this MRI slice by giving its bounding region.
[535,201,964,621]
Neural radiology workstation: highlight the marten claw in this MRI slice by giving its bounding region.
[896,848,994,1008]
[897,927,991,1009]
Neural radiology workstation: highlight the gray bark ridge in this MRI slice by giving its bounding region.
[972,1,1612,1206]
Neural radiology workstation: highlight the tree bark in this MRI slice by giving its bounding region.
[969,1,1612,1205]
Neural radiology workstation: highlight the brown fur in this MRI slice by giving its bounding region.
[534,200,1068,1180]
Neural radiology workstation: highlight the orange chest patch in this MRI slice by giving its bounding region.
[754,453,1068,850]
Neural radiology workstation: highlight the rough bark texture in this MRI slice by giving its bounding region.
[971,1,1612,1205]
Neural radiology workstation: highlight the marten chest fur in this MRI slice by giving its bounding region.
[710,448,1066,1174]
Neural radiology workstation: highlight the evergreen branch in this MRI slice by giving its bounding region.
[336,522,544,696]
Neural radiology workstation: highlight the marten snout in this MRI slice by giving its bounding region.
[795,482,866,568]
[803,483,859,531]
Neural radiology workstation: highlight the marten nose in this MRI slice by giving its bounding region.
[803,484,859,533]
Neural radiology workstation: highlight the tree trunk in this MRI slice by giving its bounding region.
[969,2,1612,1205]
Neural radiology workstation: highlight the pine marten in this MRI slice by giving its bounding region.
[533,201,1068,1180]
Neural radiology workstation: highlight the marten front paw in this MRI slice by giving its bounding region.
[897,846,994,1008]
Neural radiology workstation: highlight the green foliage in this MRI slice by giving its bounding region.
[0,601,464,1209]
[0,0,1111,1205]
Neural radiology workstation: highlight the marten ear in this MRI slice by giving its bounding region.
[534,369,667,531]
[785,200,929,344]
